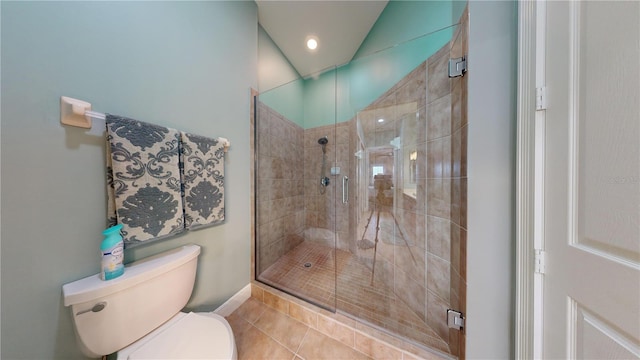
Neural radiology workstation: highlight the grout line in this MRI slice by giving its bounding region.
[255,300,314,357]
[249,323,295,356]
[294,326,311,358]
[251,306,267,325]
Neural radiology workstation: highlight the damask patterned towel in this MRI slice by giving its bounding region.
[106,114,184,247]
[179,132,225,229]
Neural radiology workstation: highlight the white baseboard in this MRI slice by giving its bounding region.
[213,284,251,317]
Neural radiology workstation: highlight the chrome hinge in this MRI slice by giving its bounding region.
[448,57,467,78]
[447,309,465,330]
[534,249,546,274]
[536,86,547,110]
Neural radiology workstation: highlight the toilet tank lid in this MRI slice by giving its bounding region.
[62,244,201,307]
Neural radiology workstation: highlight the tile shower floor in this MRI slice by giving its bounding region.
[257,241,450,355]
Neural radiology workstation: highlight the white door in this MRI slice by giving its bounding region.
[543,0,640,358]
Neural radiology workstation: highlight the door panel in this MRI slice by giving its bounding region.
[575,0,640,263]
[544,1,640,358]
[576,304,639,359]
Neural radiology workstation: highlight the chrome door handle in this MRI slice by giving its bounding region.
[342,176,349,204]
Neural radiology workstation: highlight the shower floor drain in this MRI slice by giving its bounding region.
[303,262,312,268]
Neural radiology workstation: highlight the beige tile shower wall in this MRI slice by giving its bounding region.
[393,63,429,322]
[303,122,351,250]
[448,6,468,359]
[425,43,454,342]
[303,124,333,232]
[348,118,359,255]
[334,122,352,250]
[256,102,305,273]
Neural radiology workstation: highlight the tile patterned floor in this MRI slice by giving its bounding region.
[226,296,448,360]
[257,241,449,354]
[227,298,369,360]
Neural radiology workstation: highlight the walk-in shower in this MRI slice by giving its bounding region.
[255,7,468,358]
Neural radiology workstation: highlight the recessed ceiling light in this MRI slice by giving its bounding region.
[306,36,318,50]
[377,118,384,123]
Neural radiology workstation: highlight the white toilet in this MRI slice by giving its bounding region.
[62,244,237,359]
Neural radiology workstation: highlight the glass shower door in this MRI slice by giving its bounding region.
[255,18,468,357]
[334,22,467,356]
[337,99,433,346]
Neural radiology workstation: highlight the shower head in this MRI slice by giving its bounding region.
[318,136,329,145]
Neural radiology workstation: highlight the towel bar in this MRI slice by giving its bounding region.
[59,96,230,152]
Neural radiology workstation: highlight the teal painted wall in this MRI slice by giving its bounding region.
[259,77,305,127]
[258,25,305,126]
[452,0,467,25]
[258,25,300,92]
[260,0,459,128]
[1,2,257,358]
[257,25,304,126]
[302,69,337,129]
[353,0,453,60]
[341,25,453,122]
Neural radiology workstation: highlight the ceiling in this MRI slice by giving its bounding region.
[256,1,388,78]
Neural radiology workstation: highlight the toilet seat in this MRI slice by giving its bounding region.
[117,312,237,360]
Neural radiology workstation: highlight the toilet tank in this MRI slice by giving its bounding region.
[62,244,201,358]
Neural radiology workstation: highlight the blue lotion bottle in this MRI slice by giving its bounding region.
[101,224,125,280]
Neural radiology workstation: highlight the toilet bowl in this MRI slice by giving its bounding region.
[62,244,236,359]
